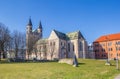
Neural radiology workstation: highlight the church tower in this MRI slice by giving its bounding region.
[26,18,32,34]
[26,18,33,46]
[26,18,33,59]
[26,18,43,59]
[37,21,43,38]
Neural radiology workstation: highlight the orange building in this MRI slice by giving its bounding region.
[93,33,120,59]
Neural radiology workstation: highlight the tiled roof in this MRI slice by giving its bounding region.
[53,30,85,40]
[53,30,67,40]
[36,39,47,44]
[66,31,79,40]
[66,31,85,40]
[94,33,120,42]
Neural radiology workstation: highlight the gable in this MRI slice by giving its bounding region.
[53,30,67,40]
[48,30,59,40]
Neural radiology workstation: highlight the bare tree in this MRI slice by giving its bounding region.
[0,23,10,60]
[33,44,38,59]
[43,44,47,60]
[49,42,56,60]
[26,35,38,59]
[20,33,26,59]
[13,31,20,58]
[12,31,26,59]
[33,39,47,60]
[40,41,47,60]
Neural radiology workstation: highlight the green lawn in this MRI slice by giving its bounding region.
[0,59,120,79]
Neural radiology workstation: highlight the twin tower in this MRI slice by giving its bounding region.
[26,18,43,54]
[26,18,43,38]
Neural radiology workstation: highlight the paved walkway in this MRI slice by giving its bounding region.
[114,74,120,79]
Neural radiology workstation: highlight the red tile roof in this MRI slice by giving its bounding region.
[94,33,120,42]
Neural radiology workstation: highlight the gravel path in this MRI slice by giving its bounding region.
[114,74,120,79]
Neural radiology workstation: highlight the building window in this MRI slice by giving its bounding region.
[119,47,120,51]
[73,44,74,52]
[101,43,105,46]
[116,42,118,45]
[102,49,105,52]
[104,49,105,52]
[53,42,55,46]
[104,54,106,57]
[118,41,120,45]
[68,43,70,52]
[95,43,99,47]
[79,42,83,51]
[95,49,99,53]
[108,42,112,46]
[111,48,113,51]
[102,54,104,57]
[64,42,65,46]
[116,47,118,51]
[50,42,52,46]
[61,42,62,46]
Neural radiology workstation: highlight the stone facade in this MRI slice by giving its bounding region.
[26,18,42,59]
[26,19,88,60]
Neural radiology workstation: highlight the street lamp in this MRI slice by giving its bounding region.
[116,42,119,70]
[105,36,111,65]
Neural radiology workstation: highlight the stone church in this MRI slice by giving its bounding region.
[26,18,88,60]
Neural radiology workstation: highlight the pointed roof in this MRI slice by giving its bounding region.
[27,17,32,26]
[38,21,42,29]
[94,33,120,42]
[52,30,85,40]
[53,30,67,40]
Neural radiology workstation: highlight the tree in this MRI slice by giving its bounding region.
[49,41,56,60]
[33,39,47,60]
[0,22,11,60]
[33,44,38,59]
[12,30,26,59]
[20,33,26,59]
[40,41,47,60]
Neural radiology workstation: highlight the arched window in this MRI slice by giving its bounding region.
[53,42,55,46]
[68,43,70,52]
[79,41,83,51]
[50,42,52,46]
[73,44,74,52]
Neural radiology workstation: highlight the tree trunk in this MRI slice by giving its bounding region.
[0,52,1,61]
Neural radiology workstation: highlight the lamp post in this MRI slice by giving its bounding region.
[116,42,119,70]
[105,36,111,65]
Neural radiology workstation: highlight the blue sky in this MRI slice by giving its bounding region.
[0,0,120,43]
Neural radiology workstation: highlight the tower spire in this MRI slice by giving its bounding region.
[28,17,32,26]
[38,21,42,29]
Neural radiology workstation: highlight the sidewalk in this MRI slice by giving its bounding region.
[114,74,120,79]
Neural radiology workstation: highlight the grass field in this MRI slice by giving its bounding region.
[0,59,120,79]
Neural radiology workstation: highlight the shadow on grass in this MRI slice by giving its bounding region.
[0,60,58,64]
[110,64,116,66]
[76,63,86,67]
[78,63,85,65]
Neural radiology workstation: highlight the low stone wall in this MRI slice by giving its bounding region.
[58,59,73,65]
